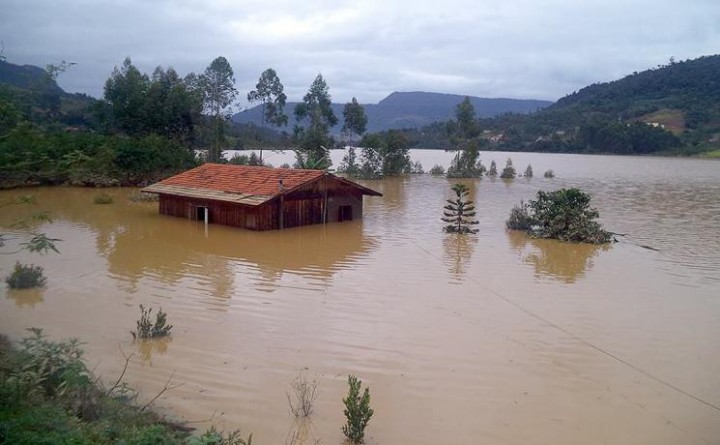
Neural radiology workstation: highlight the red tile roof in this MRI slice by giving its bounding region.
[142,164,381,205]
[159,164,326,196]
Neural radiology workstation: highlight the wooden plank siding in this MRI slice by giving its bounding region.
[158,194,276,231]
[156,176,368,231]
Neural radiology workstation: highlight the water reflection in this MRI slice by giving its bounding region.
[285,418,321,445]
[135,336,172,364]
[105,216,378,293]
[442,234,476,282]
[1,188,380,305]
[5,287,44,307]
[507,230,610,283]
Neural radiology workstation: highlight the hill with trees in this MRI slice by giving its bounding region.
[404,54,720,155]
[234,92,551,134]
[0,59,97,129]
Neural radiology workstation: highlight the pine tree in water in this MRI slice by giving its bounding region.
[442,184,479,234]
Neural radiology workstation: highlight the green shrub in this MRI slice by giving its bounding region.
[0,329,187,444]
[429,164,445,175]
[500,158,516,179]
[408,160,424,174]
[505,201,534,230]
[486,160,497,177]
[93,192,114,205]
[131,305,173,339]
[524,164,533,177]
[248,152,262,166]
[228,154,249,165]
[17,328,89,398]
[5,262,46,289]
[342,375,374,444]
[190,427,252,445]
[544,169,555,178]
[507,188,613,244]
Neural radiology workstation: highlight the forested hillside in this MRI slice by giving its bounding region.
[405,55,720,155]
[0,60,97,129]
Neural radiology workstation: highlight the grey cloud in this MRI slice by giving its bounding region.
[2,0,719,107]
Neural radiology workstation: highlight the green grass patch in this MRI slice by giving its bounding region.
[638,108,686,134]
[698,149,720,158]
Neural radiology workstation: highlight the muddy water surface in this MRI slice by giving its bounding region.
[1,151,719,444]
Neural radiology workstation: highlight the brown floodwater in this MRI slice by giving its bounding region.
[1,150,719,444]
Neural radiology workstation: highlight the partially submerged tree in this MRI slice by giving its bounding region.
[500,158,516,179]
[294,74,337,169]
[442,184,479,234]
[338,98,369,175]
[429,164,446,175]
[486,160,498,177]
[447,97,483,178]
[352,130,411,178]
[337,146,359,175]
[506,188,613,244]
[247,68,288,163]
[447,139,483,178]
[342,97,368,145]
[455,96,479,139]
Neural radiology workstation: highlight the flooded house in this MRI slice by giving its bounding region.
[141,164,382,231]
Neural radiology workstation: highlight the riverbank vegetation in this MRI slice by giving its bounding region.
[0,329,257,445]
[0,329,190,444]
[506,188,613,244]
[1,328,380,444]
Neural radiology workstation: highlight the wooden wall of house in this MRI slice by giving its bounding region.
[158,194,276,230]
[283,177,364,226]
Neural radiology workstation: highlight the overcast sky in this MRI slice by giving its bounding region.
[2,0,719,107]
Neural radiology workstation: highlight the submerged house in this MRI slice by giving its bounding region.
[142,164,382,231]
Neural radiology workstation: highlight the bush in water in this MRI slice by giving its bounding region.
[506,188,613,244]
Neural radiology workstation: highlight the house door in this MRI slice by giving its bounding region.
[192,205,210,224]
[338,205,353,222]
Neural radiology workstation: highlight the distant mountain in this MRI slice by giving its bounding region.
[233,92,552,133]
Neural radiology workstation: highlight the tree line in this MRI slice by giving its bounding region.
[1,53,413,186]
